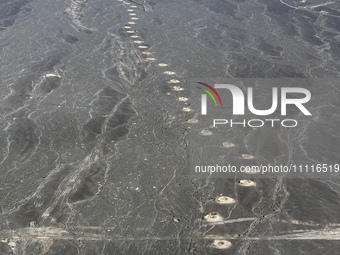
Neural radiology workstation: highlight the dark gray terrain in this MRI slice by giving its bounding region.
[0,0,340,254]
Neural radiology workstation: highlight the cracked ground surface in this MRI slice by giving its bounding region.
[0,0,340,254]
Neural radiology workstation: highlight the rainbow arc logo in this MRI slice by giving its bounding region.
[196,82,223,115]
